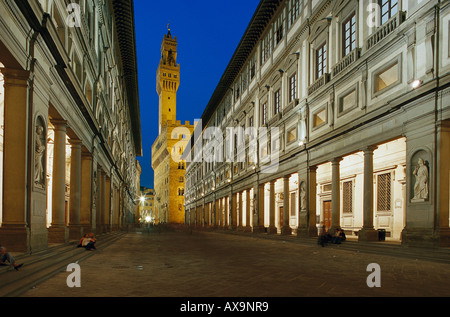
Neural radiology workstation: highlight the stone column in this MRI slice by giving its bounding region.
[98,169,106,233]
[359,146,379,241]
[217,198,222,227]
[282,175,292,235]
[268,181,277,234]
[94,167,101,233]
[80,152,92,233]
[253,182,266,233]
[436,122,450,246]
[105,176,111,232]
[231,192,237,230]
[245,189,251,232]
[48,119,69,243]
[213,199,217,228]
[331,157,342,233]
[307,166,318,237]
[0,68,30,252]
[68,139,83,240]
[224,197,229,227]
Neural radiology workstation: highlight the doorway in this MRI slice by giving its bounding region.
[323,200,331,231]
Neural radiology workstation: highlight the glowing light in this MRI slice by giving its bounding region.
[412,79,422,89]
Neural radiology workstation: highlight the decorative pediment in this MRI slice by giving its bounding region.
[331,0,352,17]
[308,17,332,42]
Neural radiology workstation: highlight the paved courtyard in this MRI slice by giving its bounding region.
[20,230,450,299]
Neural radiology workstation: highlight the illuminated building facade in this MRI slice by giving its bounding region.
[185,0,450,247]
[0,0,142,252]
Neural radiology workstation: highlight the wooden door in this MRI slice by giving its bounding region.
[323,201,331,231]
[279,206,283,227]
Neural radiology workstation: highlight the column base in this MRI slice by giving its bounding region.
[81,225,93,235]
[48,225,69,244]
[401,228,439,248]
[297,226,318,238]
[281,226,292,236]
[69,224,84,241]
[0,225,30,253]
[358,228,379,242]
[439,228,450,247]
[252,226,266,234]
[267,226,277,234]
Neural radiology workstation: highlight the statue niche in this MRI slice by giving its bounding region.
[34,117,46,188]
[412,157,429,202]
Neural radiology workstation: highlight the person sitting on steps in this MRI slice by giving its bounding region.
[0,246,24,271]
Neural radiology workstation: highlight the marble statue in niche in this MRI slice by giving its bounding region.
[300,182,306,211]
[34,122,46,187]
[412,158,429,202]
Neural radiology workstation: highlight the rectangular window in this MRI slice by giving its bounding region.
[313,108,327,128]
[342,13,356,57]
[288,0,303,28]
[377,173,392,211]
[261,103,268,125]
[274,89,281,114]
[374,61,399,93]
[342,181,353,213]
[339,89,357,114]
[380,0,399,25]
[274,11,285,46]
[316,43,327,79]
[290,192,296,216]
[261,31,273,65]
[249,54,256,80]
[287,127,297,143]
[289,73,297,102]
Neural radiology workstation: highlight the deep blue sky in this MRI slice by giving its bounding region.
[134,0,261,189]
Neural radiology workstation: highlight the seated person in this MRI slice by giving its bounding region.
[0,246,23,271]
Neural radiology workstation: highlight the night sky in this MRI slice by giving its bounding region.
[134,0,261,189]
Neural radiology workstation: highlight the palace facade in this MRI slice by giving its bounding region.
[184,0,450,247]
[0,0,142,252]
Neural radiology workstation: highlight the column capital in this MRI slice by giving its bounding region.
[81,151,93,159]
[362,145,378,153]
[331,157,343,164]
[51,119,68,130]
[308,165,318,172]
[69,139,83,147]
[1,67,29,84]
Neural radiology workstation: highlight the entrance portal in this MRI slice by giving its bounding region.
[323,201,331,231]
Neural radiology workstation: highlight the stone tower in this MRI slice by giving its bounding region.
[156,26,180,134]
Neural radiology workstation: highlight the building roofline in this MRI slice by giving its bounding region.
[111,0,143,157]
[185,0,282,154]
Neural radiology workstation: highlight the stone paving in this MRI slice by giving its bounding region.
[20,230,450,299]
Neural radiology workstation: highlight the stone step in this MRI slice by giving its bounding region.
[0,231,125,297]
[211,229,450,264]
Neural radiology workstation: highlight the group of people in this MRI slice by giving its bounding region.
[318,224,346,247]
[77,232,97,251]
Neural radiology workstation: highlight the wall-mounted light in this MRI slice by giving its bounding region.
[412,79,423,89]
